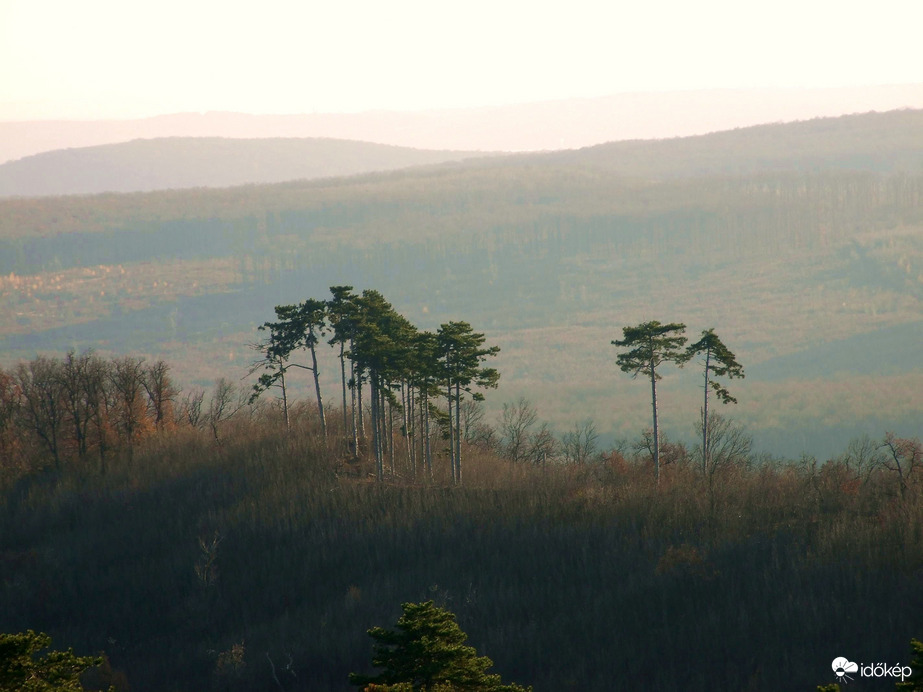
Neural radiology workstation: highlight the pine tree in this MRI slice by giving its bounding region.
[684,328,744,477]
[0,630,105,692]
[612,321,687,483]
[328,285,359,454]
[251,300,329,443]
[349,601,531,692]
[896,638,923,690]
[436,322,500,485]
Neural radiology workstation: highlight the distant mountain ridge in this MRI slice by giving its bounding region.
[0,137,498,197]
[2,84,922,165]
[537,108,923,178]
[2,109,921,199]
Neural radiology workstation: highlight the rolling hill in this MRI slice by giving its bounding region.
[1,109,921,459]
[3,84,923,165]
[0,137,498,197]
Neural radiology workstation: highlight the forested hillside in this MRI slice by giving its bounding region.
[1,110,921,457]
[2,110,923,690]
[1,358,921,691]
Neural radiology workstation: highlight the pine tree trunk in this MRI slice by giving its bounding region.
[310,343,327,446]
[357,368,366,439]
[339,342,348,451]
[650,361,660,485]
[454,382,462,485]
[349,359,358,458]
[280,367,290,432]
[387,393,395,476]
[403,381,413,476]
[702,347,711,477]
[371,373,383,482]
[446,381,455,482]
[423,387,432,478]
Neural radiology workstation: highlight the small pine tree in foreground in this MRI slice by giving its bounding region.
[0,630,107,692]
[897,639,923,691]
[349,601,531,692]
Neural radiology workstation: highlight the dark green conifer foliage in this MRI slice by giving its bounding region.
[0,630,105,692]
[897,638,923,691]
[436,322,500,485]
[328,285,360,453]
[612,320,687,483]
[684,328,745,474]
[349,601,531,692]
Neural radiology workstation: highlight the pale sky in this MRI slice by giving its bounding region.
[2,0,921,121]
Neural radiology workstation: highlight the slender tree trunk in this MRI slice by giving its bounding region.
[280,367,290,432]
[339,341,348,451]
[446,380,455,482]
[454,382,462,485]
[357,368,366,439]
[387,392,395,476]
[702,347,711,477]
[309,343,327,445]
[371,373,382,481]
[423,387,432,478]
[402,381,413,477]
[650,361,660,485]
[349,359,359,457]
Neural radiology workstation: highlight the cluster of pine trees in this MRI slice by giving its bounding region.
[248,286,500,484]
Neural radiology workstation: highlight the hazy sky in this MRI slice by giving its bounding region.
[2,0,921,120]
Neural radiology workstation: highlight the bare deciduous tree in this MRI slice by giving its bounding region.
[499,397,538,463]
[880,432,922,496]
[561,419,599,464]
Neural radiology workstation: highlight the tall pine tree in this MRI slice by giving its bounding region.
[612,321,687,483]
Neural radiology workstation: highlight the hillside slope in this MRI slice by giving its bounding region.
[0,137,497,197]
[534,108,923,178]
[0,110,921,458]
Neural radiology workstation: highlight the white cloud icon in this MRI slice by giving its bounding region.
[832,657,859,674]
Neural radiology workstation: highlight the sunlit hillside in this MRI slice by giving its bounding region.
[1,110,921,458]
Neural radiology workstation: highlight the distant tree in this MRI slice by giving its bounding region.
[0,630,106,692]
[461,399,495,450]
[561,419,599,464]
[498,397,538,464]
[683,329,744,476]
[284,299,330,445]
[177,388,207,430]
[14,357,66,469]
[412,331,441,477]
[612,321,687,483]
[141,359,179,432]
[328,285,359,452]
[254,300,330,443]
[0,369,20,471]
[59,350,97,461]
[108,356,149,460]
[248,318,294,430]
[349,290,410,480]
[526,422,557,467]
[879,433,922,496]
[349,601,531,692]
[207,378,242,445]
[436,322,500,484]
